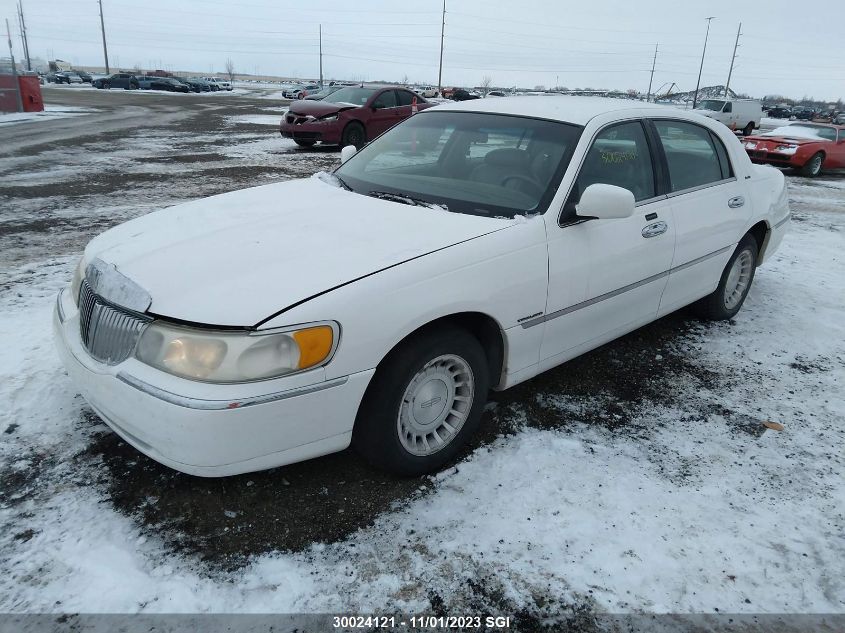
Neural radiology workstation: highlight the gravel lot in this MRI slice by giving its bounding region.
[0,86,843,626]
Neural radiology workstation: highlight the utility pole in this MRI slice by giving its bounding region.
[437,0,445,97]
[646,43,658,103]
[5,19,24,112]
[98,0,110,74]
[17,1,31,71]
[724,22,742,99]
[318,24,323,86]
[693,17,715,109]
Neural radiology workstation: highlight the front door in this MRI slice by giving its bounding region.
[367,90,401,139]
[539,120,676,370]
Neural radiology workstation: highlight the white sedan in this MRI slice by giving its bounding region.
[53,97,790,477]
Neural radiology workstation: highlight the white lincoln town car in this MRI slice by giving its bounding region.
[54,97,790,477]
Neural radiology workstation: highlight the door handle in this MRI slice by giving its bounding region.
[728,196,745,208]
[642,221,668,238]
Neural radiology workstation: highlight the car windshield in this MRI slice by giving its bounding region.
[323,87,375,106]
[764,125,836,141]
[696,100,726,112]
[334,111,582,218]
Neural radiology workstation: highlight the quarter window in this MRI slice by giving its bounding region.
[569,121,656,208]
[654,120,730,192]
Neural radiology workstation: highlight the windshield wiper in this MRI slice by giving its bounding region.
[368,191,449,212]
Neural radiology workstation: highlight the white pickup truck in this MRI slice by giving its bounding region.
[202,77,232,91]
[694,99,762,136]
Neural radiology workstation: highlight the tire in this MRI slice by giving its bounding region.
[692,234,758,320]
[800,152,824,177]
[743,122,755,136]
[352,326,490,476]
[341,121,366,149]
[293,139,316,147]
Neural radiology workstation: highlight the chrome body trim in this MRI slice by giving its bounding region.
[665,177,737,199]
[774,214,790,229]
[115,372,350,410]
[522,245,733,329]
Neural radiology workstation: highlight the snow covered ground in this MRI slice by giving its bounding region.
[0,105,96,127]
[0,95,843,625]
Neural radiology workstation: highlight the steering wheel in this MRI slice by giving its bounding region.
[501,174,545,197]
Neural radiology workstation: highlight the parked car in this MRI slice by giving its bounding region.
[451,88,481,101]
[487,91,507,97]
[49,71,83,84]
[203,77,232,91]
[70,70,92,83]
[304,85,344,100]
[93,73,139,90]
[743,123,845,176]
[766,105,792,119]
[791,107,816,121]
[283,83,321,99]
[694,99,762,135]
[835,112,845,125]
[55,97,789,477]
[280,85,433,148]
[180,77,212,92]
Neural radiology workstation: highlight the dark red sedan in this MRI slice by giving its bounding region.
[280,85,433,149]
[743,123,845,177]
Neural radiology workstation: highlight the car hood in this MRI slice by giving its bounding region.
[288,100,357,117]
[747,135,829,145]
[85,177,509,327]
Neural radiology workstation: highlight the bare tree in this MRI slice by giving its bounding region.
[225,58,235,82]
[480,75,492,95]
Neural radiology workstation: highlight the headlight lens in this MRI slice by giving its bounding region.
[775,144,799,155]
[319,114,339,122]
[744,141,757,150]
[135,321,337,382]
[70,257,85,305]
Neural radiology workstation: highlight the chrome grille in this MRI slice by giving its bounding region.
[78,280,151,365]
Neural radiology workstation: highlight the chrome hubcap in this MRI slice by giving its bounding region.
[724,249,753,310]
[397,354,474,456]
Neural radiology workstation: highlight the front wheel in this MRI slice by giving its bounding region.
[692,234,758,320]
[800,152,824,177]
[743,122,755,136]
[352,326,490,476]
[341,121,366,149]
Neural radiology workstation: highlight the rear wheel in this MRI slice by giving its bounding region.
[742,122,755,136]
[352,326,490,476]
[800,152,824,177]
[341,121,366,149]
[692,234,758,320]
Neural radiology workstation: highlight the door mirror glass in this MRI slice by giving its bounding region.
[577,184,635,220]
[340,145,357,164]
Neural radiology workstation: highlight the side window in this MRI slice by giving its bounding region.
[373,90,397,109]
[395,90,415,107]
[723,102,733,113]
[709,131,734,179]
[654,120,727,192]
[568,121,656,208]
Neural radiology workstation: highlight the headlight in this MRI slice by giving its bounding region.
[134,321,338,383]
[70,257,85,305]
[319,114,338,123]
[775,144,798,155]
[744,141,757,150]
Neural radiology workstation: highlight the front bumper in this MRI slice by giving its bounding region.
[53,289,374,476]
[745,149,799,168]
[279,119,343,145]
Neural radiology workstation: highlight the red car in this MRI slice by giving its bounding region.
[743,123,845,177]
[279,85,432,149]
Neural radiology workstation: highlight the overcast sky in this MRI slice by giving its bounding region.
[2,0,843,101]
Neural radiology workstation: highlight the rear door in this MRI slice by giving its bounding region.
[649,119,752,315]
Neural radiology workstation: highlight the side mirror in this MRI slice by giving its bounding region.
[576,184,635,220]
[340,145,357,164]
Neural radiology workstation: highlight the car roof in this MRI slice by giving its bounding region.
[429,96,680,125]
